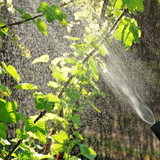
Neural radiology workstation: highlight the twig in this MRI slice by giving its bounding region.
[4,8,128,160]
[100,0,109,19]
[4,139,23,160]
[0,13,44,29]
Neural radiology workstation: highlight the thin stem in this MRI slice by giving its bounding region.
[0,13,44,29]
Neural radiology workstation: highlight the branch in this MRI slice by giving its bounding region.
[0,1,71,29]
[83,8,128,64]
[4,139,23,160]
[0,13,44,29]
[100,0,109,19]
[4,8,128,160]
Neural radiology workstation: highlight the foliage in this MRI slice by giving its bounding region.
[0,0,147,159]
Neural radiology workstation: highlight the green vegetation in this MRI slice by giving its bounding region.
[0,0,148,159]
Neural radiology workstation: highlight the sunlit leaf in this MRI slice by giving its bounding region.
[89,59,99,81]
[21,13,33,19]
[51,131,69,144]
[51,57,63,65]
[14,83,40,90]
[71,114,81,129]
[88,100,100,112]
[32,55,49,64]
[98,44,109,56]
[47,81,59,88]
[0,122,7,139]
[0,83,11,96]
[2,62,20,82]
[74,12,87,20]
[37,2,67,25]
[114,0,144,13]
[79,144,97,160]
[64,58,76,65]
[16,129,29,140]
[115,17,141,49]
[34,18,47,36]
[64,36,81,41]
[34,93,56,111]
[0,138,10,145]
[26,119,46,144]
[0,100,19,123]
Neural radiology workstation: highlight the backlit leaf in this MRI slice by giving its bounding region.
[79,144,96,160]
[64,36,81,41]
[47,81,59,88]
[114,0,144,13]
[34,18,47,36]
[37,2,67,25]
[98,44,109,56]
[0,83,11,96]
[64,58,76,65]
[89,59,99,81]
[15,7,24,15]
[2,62,20,82]
[32,54,49,64]
[71,114,81,129]
[14,83,40,90]
[0,101,19,123]
[0,123,7,139]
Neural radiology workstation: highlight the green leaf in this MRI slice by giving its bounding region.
[70,43,85,56]
[0,138,10,145]
[15,7,24,15]
[65,88,80,101]
[71,114,81,129]
[73,130,84,140]
[89,59,99,81]
[46,93,60,103]
[74,12,87,20]
[34,120,46,144]
[64,58,76,65]
[21,13,33,19]
[0,66,6,75]
[34,18,47,36]
[26,119,46,144]
[2,62,20,82]
[37,2,67,25]
[35,93,56,111]
[115,17,141,49]
[98,44,109,56]
[85,27,92,34]
[64,36,81,41]
[14,83,40,90]
[88,100,100,112]
[32,54,49,64]
[51,131,69,153]
[39,154,54,159]
[16,129,29,140]
[47,81,59,88]
[114,0,144,13]
[0,122,7,139]
[0,83,11,96]
[51,57,63,65]
[0,101,19,123]
[79,144,97,160]
[52,131,69,144]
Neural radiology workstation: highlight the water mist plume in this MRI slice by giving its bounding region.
[99,39,155,125]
